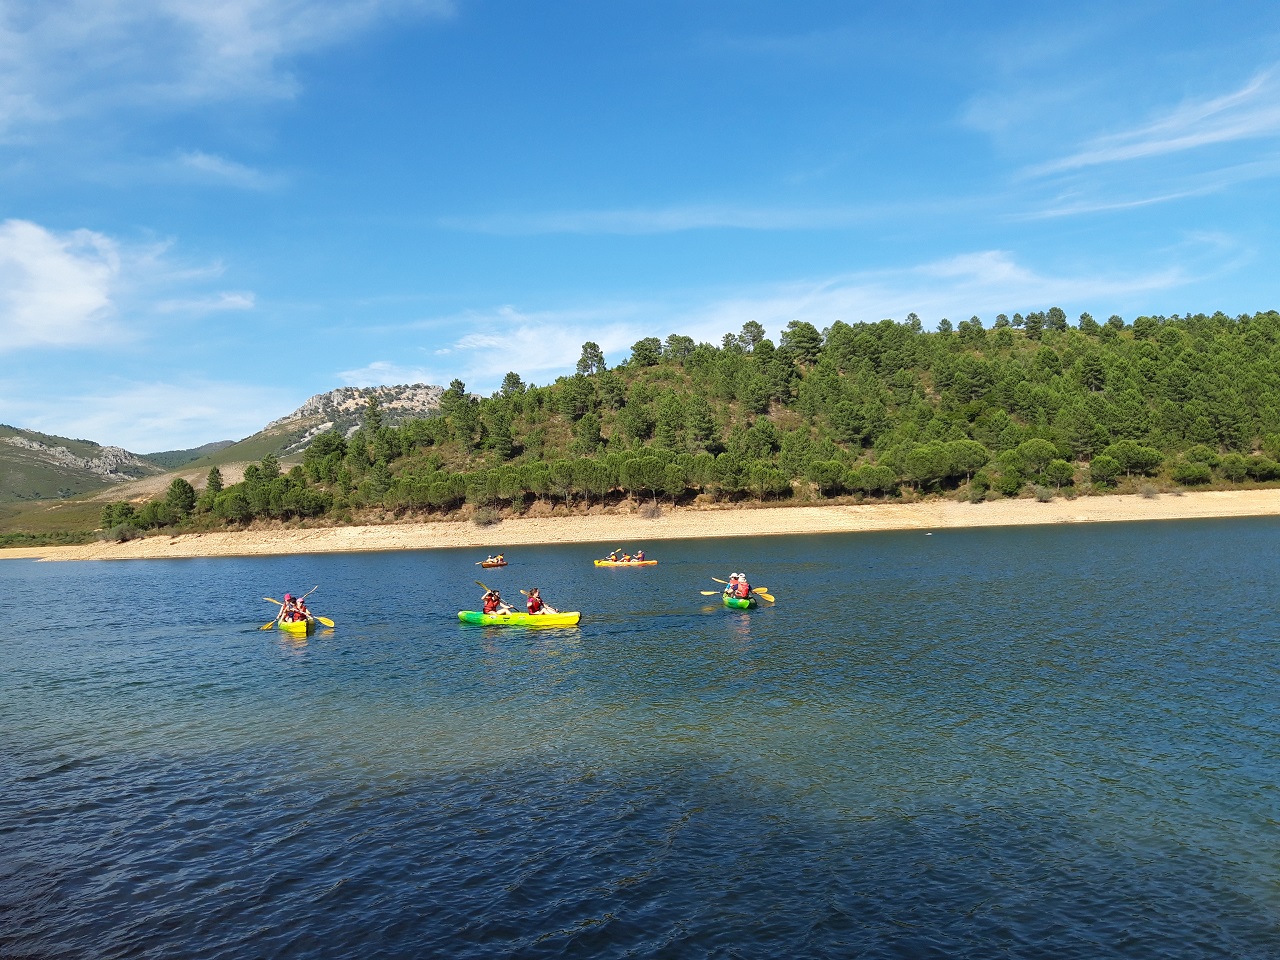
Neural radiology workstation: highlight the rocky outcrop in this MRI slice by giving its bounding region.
[264,384,446,453]
[2,436,157,482]
[266,384,445,430]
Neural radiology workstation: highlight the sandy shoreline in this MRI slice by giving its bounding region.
[3,489,1280,562]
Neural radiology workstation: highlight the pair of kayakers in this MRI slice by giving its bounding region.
[481,587,559,615]
[277,592,312,623]
[723,573,751,600]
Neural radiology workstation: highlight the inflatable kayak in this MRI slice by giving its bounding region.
[593,559,657,567]
[276,618,315,635]
[458,611,582,627]
[478,560,508,568]
[722,596,757,610]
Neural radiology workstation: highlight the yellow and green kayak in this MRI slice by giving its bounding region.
[276,618,316,635]
[458,611,582,627]
[722,596,757,610]
[593,559,657,567]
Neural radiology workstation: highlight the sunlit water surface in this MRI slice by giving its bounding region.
[2,519,1279,958]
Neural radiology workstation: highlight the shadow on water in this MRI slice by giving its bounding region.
[2,745,1278,960]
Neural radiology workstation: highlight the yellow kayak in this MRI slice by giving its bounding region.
[276,618,315,635]
[593,559,657,567]
[458,611,582,627]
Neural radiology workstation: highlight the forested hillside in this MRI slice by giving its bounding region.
[100,309,1280,536]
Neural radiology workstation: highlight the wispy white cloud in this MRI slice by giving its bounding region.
[681,250,1189,338]
[336,360,441,388]
[442,203,885,236]
[156,291,256,314]
[0,377,297,452]
[174,150,281,189]
[344,304,645,390]
[0,0,455,139]
[1031,69,1280,176]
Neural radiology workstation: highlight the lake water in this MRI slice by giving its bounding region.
[2,518,1279,958]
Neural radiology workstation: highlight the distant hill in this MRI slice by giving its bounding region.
[0,383,444,517]
[0,424,164,504]
[142,440,236,469]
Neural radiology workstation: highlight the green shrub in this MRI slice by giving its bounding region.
[1171,461,1212,485]
[472,507,501,527]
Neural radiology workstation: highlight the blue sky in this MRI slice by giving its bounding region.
[4,1,1280,451]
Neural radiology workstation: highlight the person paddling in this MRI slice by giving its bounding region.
[293,595,314,623]
[525,587,558,615]
[277,593,301,623]
[634,550,645,562]
[482,589,513,615]
[734,573,751,599]
[723,574,739,597]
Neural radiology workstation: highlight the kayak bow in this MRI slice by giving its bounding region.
[722,596,758,610]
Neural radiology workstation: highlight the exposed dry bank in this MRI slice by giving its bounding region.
[4,489,1280,562]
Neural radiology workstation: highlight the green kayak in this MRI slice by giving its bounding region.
[722,595,758,610]
[458,610,582,627]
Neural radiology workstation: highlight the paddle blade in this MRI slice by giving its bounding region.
[752,587,770,595]
[475,580,490,591]
[259,621,276,631]
[711,577,729,584]
[316,616,335,627]
[264,597,282,605]
[700,590,720,596]
[757,593,775,603]
[520,589,530,596]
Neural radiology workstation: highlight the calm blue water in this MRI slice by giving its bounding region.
[2,519,1279,959]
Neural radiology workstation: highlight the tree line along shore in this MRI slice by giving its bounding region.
[36,308,1280,547]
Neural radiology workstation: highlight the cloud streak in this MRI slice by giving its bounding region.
[439,203,886,236]
[0,376,298,452]
[0,0,455,139]
[175,150,281,189]
[1031,69,1280,176]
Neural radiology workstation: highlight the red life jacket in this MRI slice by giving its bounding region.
[483,596,501,614]
[735,581,751,599]
[527,595,544,613]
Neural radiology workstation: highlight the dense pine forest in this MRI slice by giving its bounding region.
[102,308,1280,536]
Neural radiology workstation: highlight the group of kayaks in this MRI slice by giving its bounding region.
[263,555,770,635]
[456,552,774,627]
